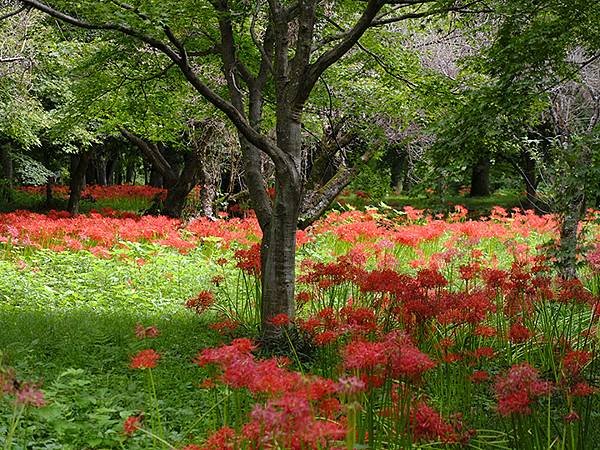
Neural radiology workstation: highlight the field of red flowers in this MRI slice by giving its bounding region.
[1,201,599,449]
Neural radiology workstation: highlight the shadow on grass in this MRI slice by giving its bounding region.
[0,308,222,448]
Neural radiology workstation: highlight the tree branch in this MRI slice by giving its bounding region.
[299,144,379,229]
[21,0,289,170]
[0,4,26,20]
[120,128,177,183]
[302,0,385,101]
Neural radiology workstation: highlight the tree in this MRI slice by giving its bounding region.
[12,0,477,334]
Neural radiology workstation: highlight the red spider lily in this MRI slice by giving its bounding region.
[569,382,597,397]
[243,392,346,448]
[269,313,291,327]
[201,426,237,449]
[562,350,593,379]
[474,325,497,337]
[130,349,161,369]
[343,332,435,382]
[234,243,261,275]
[208,319,240,335]
[587,244,600,272]
[185,291,215,314]
[508,321,532,343]
[494,363,553,416]
[123,415,142,436]
[135,323,160,339]
[556,278,595,305]
[470,370,490,384]
[15,383,46,407]
[410,401,473,444]
[564,411,580,423]
[195,338,256,367]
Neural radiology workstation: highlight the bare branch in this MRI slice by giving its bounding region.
[0,4,26,21]
[302,0,385,101]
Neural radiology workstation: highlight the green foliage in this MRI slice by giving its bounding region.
[11,152,54,185]
[349,163,391,204]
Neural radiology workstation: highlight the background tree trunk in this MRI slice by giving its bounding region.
[558,193,585,279]
[1,143,13,201]
[470,155,490,197]
[68,151,92,215]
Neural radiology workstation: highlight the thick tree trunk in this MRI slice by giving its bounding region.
[260,174,302,337]
[558,193,585,279]
[1,144,13,185]
[125,162,135,184]
[197,163,217,219]
[162,153,199,218]
[67,151,92,215]
[470,156,490,197]
[149,166,163,188]
[0,144,13,201]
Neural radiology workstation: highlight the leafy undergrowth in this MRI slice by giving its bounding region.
[1,203,599,449]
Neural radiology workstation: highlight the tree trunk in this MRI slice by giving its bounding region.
[470,155,490,197]
[67,151,92,215]
[260,173,302,337]
[125,162,135,184]
[106,157,118,185]
[149,167,163,188]
[0,144,13,185]
[96,156,108,186]
[86,160,97,185]
[162,152,199,218]
[520,150,546,212]
[114,159,123,184]
[0,144,13,201]
[558,193,585,279]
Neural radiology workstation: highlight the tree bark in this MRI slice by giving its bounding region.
[0,143,13,201]
[260,167,302,337]
[67,150,92,215]
[470,155,490,197]
[558,193,585,279]
[96,155,108,186]
[125,162,135,184]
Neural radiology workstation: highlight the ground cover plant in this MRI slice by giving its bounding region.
[1,200,599,449]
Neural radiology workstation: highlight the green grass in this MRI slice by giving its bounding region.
[338,189,524,217]
[0,246,231,449]
[0,308,220,449]
[0,189,153,214]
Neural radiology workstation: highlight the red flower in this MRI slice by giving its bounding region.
[135,323,160,339]
[494,363,553,416]
[185,290,215,314]
[509,321,532,343]
[202,426,236,449]
[570,381,597,397]
[123,415,141,436]
[564,411,580,423]
[269,313,291,327]
[130,349,160,369]
[470,370,490,384]
[562,350,592,378]
[15,384,46,407]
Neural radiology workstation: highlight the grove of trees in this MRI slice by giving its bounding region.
[1,0,599,334]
